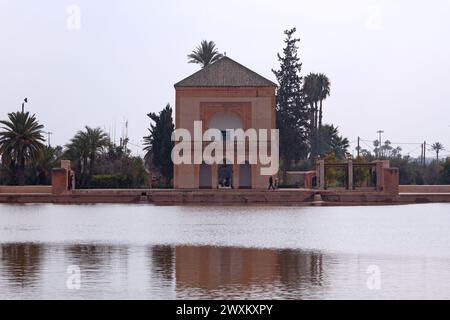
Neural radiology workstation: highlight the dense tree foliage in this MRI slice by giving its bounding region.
[272,28,309,179]
[318,125,350,159]
[34,145,63,184]
[63,127,147,189]
[64,126,109,187]
[358,141,450,185]
[143,104,175,186]
[441,160,450,184]
[272,28,347,184]
[89,142,147,189]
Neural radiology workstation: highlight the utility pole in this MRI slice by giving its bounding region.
[376,130,384,158]
[21,98,28,112]
[421,143,424,165]
[377,130,384,146]
[46,132,53,147]
[124,120,128,149]
[357,136,360,158]
[423,141,427,166]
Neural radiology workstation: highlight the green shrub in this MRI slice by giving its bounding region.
[440,160,450,184]
[89,174,130,189]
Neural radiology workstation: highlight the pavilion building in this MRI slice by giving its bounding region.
[173,56,277,189]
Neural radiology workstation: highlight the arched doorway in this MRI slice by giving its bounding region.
[239,161,252,189]
[207,112,242,190]
[218,160,233,188]
[199,162,212,189]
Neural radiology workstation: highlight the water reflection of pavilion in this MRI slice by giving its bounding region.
[175,246,279,289]
[172,246,324,295]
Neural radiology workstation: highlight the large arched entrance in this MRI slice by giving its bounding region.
[199,162,212,189]
[239,161,252,189]
[208,112,243,190]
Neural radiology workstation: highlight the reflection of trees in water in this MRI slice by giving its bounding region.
[64,245,127,271]
[150,245,175,282]
[0,243,327,298]
[0,243,43,287]
[277,249,324,289]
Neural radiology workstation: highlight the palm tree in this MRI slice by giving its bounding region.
[431,142,444,162]
[65,131,89,186]
[317,73,331,130]
[372,140,381,158]
[319,124,350,159]
[303,73,320,158]
[380,140,392,158]
[65,127,108,187]
[85,127,109,184]
[0,112,45,185]
[187,40,223,68]
[391,146,402,158]
[316,73,331,156]
[36,145,63,184]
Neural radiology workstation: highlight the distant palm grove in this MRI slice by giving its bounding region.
[1,28,450,187]
[0,111,147,188]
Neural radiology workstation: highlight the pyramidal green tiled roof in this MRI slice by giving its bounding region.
[174,56,277,88]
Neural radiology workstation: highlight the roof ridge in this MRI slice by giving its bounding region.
[174,56,277,88]
[219,56,269,80]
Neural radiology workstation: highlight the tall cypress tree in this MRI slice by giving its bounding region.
[272,28,309,180]
[143,104,175,185]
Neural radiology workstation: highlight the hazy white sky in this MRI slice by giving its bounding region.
[1,0,449,157]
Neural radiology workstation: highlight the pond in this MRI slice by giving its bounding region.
[0,203,450,299]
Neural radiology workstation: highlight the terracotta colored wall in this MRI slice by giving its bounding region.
[175,164,197,189]
[174,87,276,189]
[0,186,52,194]
[399,185,450,193]
[52,168,68,194]
[383,168,399,195]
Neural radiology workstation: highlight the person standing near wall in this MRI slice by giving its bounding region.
[268,176,275,190]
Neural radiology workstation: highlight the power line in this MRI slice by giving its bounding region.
[387,142,423,145]
[360,140,375,151]
[127,141,142,148]
[404,145,422,155]
[360,139,422,146]
[355,137,425,157]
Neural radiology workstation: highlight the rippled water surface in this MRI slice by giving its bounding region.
[1,203,450,299]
